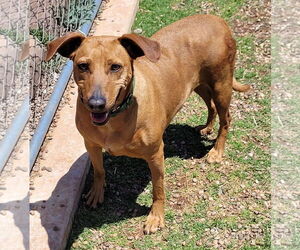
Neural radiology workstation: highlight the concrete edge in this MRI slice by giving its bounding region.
[62,158,90,250]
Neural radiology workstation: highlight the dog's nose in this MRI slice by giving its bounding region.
[87,97,106,111]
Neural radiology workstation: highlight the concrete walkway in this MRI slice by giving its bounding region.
[0,137,29,250]
[29,0,139,249]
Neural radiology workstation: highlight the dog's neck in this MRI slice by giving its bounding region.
[109,77,135,117]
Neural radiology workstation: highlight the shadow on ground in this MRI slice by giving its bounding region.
[67,123,214,248]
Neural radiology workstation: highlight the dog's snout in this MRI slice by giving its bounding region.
[88,96,106,111]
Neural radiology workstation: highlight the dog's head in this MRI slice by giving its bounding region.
[46,32,160,125]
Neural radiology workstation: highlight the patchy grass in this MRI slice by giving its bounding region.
[68,0,271,249]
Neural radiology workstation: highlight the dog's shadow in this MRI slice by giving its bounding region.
[67,124,214,248]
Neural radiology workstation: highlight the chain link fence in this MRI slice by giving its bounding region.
[29,0,95,134]
[0,0,96,143]
[0,0,28,141]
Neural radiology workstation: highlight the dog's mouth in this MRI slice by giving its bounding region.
[89,87,123,126]
[90,111,109,126]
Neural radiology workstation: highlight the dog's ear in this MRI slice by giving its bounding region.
[118,34,160,63]
[45,32,85,61]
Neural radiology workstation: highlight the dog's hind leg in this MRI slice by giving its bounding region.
[84,139,105,208]
[194,84,217,136]
[206,70,233,163]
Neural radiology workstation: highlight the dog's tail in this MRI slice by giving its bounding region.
[232,77,251,92]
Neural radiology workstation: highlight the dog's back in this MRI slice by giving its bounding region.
[152,14,234,65]
[132,15,236,125]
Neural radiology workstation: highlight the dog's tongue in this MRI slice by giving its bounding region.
[90,112,108,124]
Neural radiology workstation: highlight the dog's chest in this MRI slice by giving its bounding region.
[77,120,143,158]
[100,129,140,157]
[103,139,124,156]
[102,136,140,158]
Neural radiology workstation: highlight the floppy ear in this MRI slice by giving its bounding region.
[45,32,86,61]
[19,40,30,61]
[118,34,161,63]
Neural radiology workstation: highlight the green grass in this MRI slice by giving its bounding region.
[134,0,198,37]
[134,0,247,37]
[68,0,271,249]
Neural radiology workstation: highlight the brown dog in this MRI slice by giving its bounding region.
[46,14,249,234]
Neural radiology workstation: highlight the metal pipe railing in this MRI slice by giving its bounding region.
[0,97,29,172]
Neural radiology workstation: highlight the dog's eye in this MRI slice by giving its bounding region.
[78,63,89,71]
[110,64,122,72]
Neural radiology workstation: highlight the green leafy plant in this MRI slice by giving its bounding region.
[53,0,96,31]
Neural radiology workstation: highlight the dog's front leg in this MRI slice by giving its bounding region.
[84,139,105,208]
[144,142,165,234]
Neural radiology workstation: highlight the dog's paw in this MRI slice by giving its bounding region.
[85,182,104,208]
[195,125,213,136]
[207,147,223,163]
[143,210,165,234]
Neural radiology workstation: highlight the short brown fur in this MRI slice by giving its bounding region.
[46,14,250,234]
